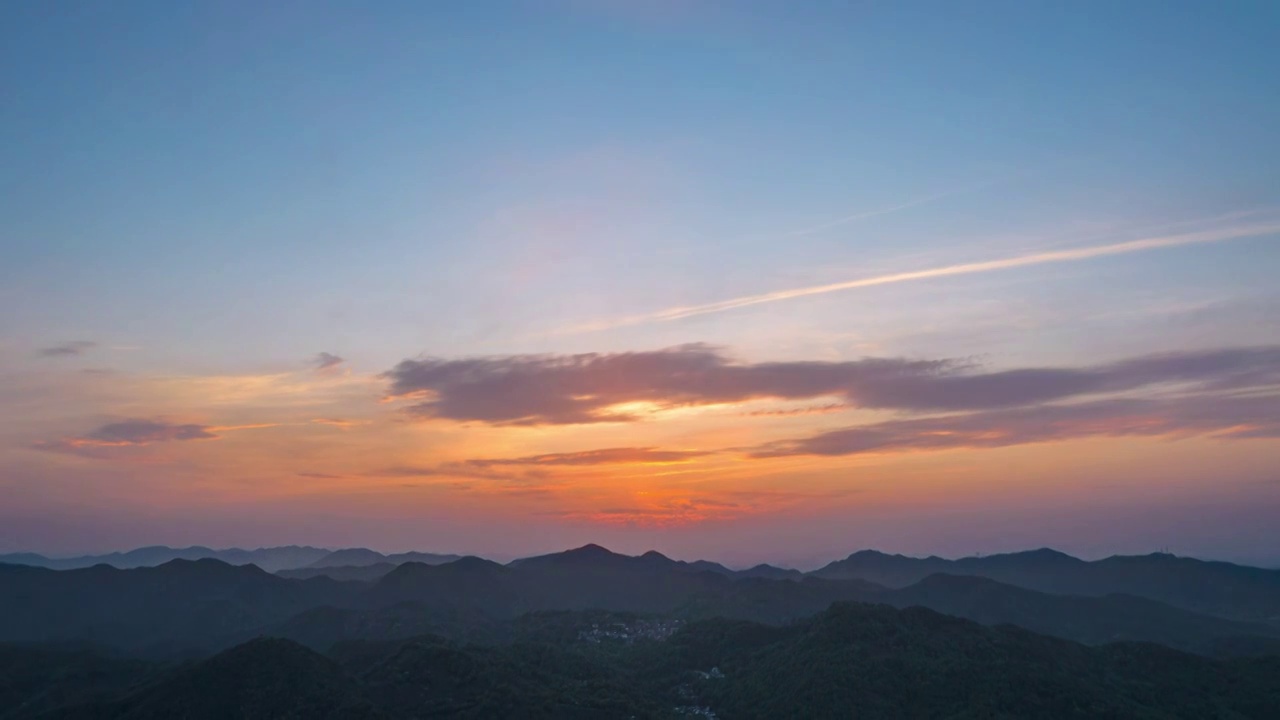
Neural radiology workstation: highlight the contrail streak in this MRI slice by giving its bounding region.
[566,220,1280,333]
[783,187,973,238]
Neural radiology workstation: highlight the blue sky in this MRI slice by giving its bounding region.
[2,1,1278,562]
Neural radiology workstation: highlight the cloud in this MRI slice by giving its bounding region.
[372,465,543,481]
[362,447,709,484]
[543,488,855,527]
[749,394,1280,458]
[382,343,1280,425]
[546,500,741,527]
[565,217,1280,332]
[39,341,97,357]
[78,419,218,445]
[297,472,344,480]
[30,419,220,459]
[745,403,850,417]
[311,417,365,429]
[383,343,939,424]
[312,352,345,372]
[374,465,460,478]
[464,447,713,467]
[27,441,122,460]
[374,465,451,477]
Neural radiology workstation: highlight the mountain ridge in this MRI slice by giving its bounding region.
[813,548,1280,623]
[8,604,1279,719]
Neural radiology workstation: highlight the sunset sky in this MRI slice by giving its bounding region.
[3,1,1278,567]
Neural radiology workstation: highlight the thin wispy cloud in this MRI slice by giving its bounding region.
[748,393,1280,458]
[565,218,1280,333]
[361,447,715,484]
[30,419,219,459]
[311,417,366,429]
[784,185,979,238]
[74,419,219,445]
[38,341,97,357]
[372,464,543,482]
[464,447,714,467]
[30,419,277,459]
[312,352,346,373]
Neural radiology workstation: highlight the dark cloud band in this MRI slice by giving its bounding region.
[31,419,219,459]
[382,344,1280,426]
[749,394,1280,458]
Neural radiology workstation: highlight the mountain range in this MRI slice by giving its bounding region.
[3,544,1280,662]
[812,548,1280,623]
[0,546,468,575]
[0,546,334,574]
[5,543,1280,717]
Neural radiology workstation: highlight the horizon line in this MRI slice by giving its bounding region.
[2,542,1260,570]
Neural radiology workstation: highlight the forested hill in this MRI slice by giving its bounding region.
[4,604,1278,719]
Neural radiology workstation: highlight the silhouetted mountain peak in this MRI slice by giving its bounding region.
[1011,547,1077,561]
[307,548,387,568]
[686,559,733,574]
[738,563,804,580]
[374,557,506,589]
[845,549,907,561]
[220,635,319,661]
[442,556,505,572]
[155,557,269,576]
[510,543,629,567]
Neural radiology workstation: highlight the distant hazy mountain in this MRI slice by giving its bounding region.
[304,549,463,569]
[511,544,802,580]
[0,546,472,574]
[812,548,1280,624]
[736,563,804,581]
[0,545,332,573]
[278,563,399,582]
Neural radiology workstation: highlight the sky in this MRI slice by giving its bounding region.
[2,1,1279,568]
